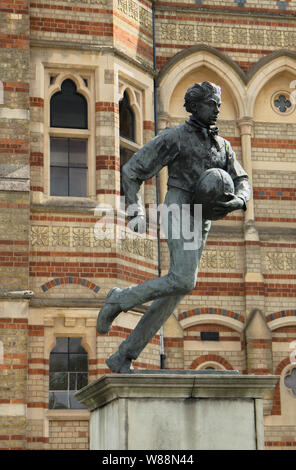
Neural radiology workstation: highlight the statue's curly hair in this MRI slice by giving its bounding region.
[184,82,221,113]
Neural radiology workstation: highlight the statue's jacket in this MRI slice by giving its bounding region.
[122,119,250,212]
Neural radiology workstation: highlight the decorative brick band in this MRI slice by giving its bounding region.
[247,339,272,349]
[96,189,121,195]
[265,441,296,447]
[95,102,119,113]
[27,437,49,443]
[28,325,44,337]
[0,139,28,155]
[178,307,245,324]
[30,152,43,166]
[96,155,119,171]
[0,318,28,329]
[0,240,28,246]
[266,310,296,323]
[164,337,184,348]
[0,34,29,50]
[254,187,296,201]
[0,1,29,14]
[30,17,113,37]
[252,138,296,149]
[27,402,48,409]
[2,82,29,93]
[190,281,245,297]
[30,97,44,107]
[248,368,273,375]
[189,354,234,370]
[30,2,112,14]
[40,277,100,293]
[30,186,44,192]
[0,202,29,209]
[143,121,155,131]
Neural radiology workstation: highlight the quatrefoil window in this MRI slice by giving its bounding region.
[284,368,296,397]
[274,95,292,113]
[272,91,295,115]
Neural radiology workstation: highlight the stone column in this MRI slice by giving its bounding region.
[238,118,254,225]
[157,114,169,205]
[238,119,272,375]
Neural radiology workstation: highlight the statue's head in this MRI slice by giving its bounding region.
[184,81,222,127]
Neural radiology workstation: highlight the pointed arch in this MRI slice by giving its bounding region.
[119,85,142,145]
[157,45,247,119]
[247,51,296,116]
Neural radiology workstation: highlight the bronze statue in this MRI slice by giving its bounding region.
[97,82,250,372]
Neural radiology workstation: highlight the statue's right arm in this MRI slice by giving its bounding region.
[122,129,179,218]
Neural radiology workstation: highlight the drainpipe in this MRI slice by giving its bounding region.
[152,1,165,369]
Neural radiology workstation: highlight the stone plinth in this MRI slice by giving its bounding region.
[76,372,278,450]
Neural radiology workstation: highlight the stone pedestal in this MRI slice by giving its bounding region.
[76,372,278,450]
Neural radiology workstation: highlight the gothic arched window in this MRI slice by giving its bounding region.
[50,79,88,197]
[119,91,135,142]
[50,79,87,129]
[49,337,88,409]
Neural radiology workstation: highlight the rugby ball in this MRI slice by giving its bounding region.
[194,168,234,220]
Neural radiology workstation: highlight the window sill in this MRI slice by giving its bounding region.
[46,409,90,421]
[31,195,98,214]
[120,136,141,152]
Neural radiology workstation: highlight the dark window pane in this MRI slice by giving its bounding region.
[69,167,87,197]
[49,372,68,390]
[119,92,135,141]
[50,138,68,166]
[69,139,87,167]
[69,354,88,372]
[69,372,77,391]
[200,332,219,341]
[69,338,86,354]
[51,338,69,354]
[49,337,88,410]
[50,353,68,372]
[50,79,87,129]
[69,391,87,409]
[49,391,69,409]
[69,372,88,390]
[77,372,88,390]
[50,166,68,196]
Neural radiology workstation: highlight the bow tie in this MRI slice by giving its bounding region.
[187,117,219,137]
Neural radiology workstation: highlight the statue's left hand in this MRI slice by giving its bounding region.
[213,193,244,215]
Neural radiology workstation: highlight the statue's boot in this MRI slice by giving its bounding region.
[106,349,133,373]
[97,287,123,334]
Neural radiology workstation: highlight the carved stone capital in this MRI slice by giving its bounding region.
[238,117,254,136]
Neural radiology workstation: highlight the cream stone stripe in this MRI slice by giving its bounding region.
[0,108,29,120]
[252,161,296,172]
[0,404,26,416]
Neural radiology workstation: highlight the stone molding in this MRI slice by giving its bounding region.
[76,373,279,411]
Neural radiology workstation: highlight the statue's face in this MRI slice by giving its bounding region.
[191,92,221,127]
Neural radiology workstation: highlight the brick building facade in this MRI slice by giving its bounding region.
[0,0,296,450]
